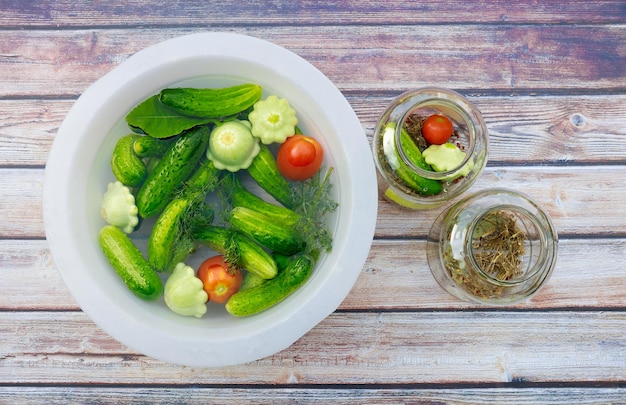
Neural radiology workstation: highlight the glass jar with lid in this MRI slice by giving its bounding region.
[372,87,488,209]
[427,189,558,305]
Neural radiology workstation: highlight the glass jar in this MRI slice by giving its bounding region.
[427,189,558,305]
[372,87,489,209]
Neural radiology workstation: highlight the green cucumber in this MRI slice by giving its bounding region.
[147,197,193,272]
[229,174,301,227]
[194,225,278,280]
[226,254,314,317]
[133,136,176,158]
[247,144,295,208]
[230,206,305,256]
[98,225,163,300]
[384,123,443,196]
[110,134,148,187]
[136,125,210,218]
[159,84,262,118]
[144,157,160,174]
[166,236,196,273]
[240,271,266,291]
[184,157,221,193]
[148,159,219,272]
[273,253,292,273]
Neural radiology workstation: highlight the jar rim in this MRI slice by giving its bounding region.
[395,96,478,180]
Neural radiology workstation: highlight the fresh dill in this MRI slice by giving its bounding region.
[290,166,338,262]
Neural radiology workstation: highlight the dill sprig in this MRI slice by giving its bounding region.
[291,166,338,262]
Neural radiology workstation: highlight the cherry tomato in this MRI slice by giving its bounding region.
[277,134,324,181]
[421,114,454,145]
[196,255,243,304]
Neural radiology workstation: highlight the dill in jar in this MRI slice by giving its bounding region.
[470,210,526,281]
[442,209,528,300]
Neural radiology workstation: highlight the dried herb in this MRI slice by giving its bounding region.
[403,113,429,151]
[442,209,528,300]
[471,210,526,281]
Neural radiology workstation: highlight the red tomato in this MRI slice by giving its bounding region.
[277,134,324,181]
[196,255,243,304]
[421,114,454,145]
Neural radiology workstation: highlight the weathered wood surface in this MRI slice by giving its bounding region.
[2,1,626,26]
[1,25,625,97]
[1,0,625,403]
[1,311,626,385]
[2,166,624,239]
[2,238,625,311]
[2,387,626,405]
[3,95,626,167]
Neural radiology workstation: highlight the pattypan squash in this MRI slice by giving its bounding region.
[422,143,474,180]
[164,262,208,318]
[100,181,139,234]
[206,120,260,172]
[248,95,298,144]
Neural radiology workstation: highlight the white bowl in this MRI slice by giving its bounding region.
[43,32,377,367]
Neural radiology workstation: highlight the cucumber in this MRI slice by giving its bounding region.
[98,225,163,300]
[184,158,221,192]
[247,144,295,208]
[194,225,278,280]
[166,236,196,273]
[133,136,176,158]
[240,271,266,291]
[144,157,160,175]
[229,174,301,227]
[159,84,262,118]
[230,206,305,256]
[385,123,443,196]
[147,197,193,272]
[110,134,148,187]
[136,125,210,218]
[148,159,219,272]
[273,253,292,272]
[226,254,314,317]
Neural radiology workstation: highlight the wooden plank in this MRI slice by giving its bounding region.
[0,99,69,167]
[3,95,626,167]
[2,386,626,404]
[1,25,625,97]
[4,166,624,239]
[350,94,626,166]
[0,240,76,311]
[1,0,624,27]
[2,238,624,311]
[343,238,626,310]
[375,165,626,238]
[0,169,43,239]
[1,311,625,384]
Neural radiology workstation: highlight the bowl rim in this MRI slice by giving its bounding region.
[43,32,378,367]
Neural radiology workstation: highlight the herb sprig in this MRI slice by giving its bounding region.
[290,167,338,262]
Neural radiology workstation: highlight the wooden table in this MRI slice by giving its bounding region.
[2,1,626,403]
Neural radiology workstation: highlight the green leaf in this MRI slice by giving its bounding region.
[125,95,215,139]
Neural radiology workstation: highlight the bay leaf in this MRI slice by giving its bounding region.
[125,95,215,138]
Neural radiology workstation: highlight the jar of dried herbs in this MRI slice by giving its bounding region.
[427,189,558,305]
[372,87,488,209]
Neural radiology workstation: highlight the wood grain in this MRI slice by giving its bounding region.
[1,311,625,384]
[2,95,626,167]
[2,166,623,239]
[2,387,626,405]
[2,0,625,26]
[2,238,624,311]
[1,25,625,97]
